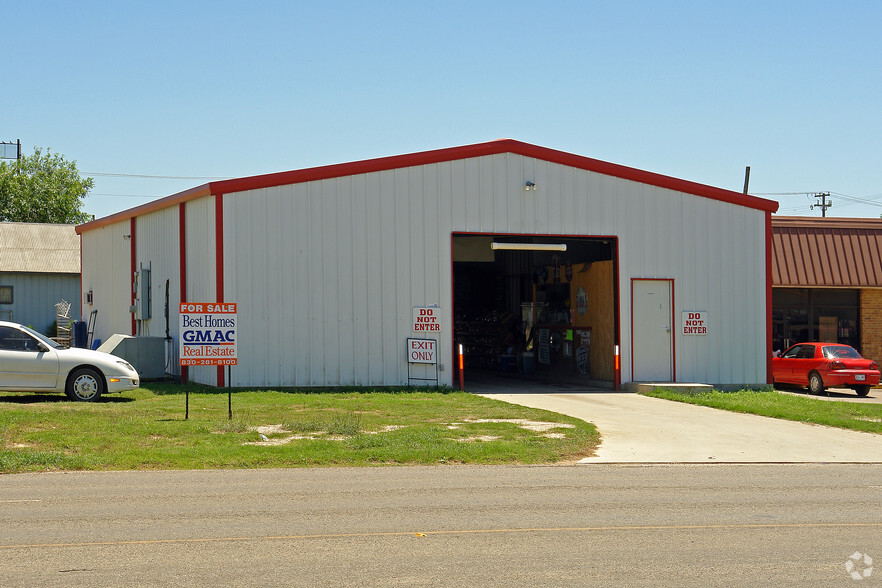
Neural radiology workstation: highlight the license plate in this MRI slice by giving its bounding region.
[855,374,866,381]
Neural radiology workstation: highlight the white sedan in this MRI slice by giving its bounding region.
[0,321,139,401]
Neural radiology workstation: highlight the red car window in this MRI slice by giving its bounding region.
[821,346,861,359]
[798,345,817,359]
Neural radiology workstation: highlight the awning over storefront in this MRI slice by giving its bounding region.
[772,217,882,288]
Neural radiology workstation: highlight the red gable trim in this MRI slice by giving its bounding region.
[77,184,212,234]
[77,139,778,234]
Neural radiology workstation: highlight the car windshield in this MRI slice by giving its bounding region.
[20,324,61,349]
[821,345,861,359]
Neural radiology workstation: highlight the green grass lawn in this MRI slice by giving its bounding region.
[0,383,600,474]
[642,388,882,434]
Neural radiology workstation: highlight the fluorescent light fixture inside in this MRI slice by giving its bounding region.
[491,242,567,251]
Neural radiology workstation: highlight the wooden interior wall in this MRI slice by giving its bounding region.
[570,260,614,380]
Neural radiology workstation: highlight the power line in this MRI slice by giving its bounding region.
[829,191,882,207]
[83,171,231,180]
[754,191,822,196]
[87,193,163,199]
[755,190,882,206]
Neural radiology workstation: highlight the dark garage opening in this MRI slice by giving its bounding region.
[452,234,618,387]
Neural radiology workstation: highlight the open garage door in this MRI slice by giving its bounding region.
[452,234,619,388]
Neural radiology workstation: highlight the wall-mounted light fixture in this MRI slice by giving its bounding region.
[491,242,567,252]
[123,234,131,240]
[524,181,537,191]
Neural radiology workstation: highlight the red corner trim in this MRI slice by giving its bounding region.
[766,212,774,384]
[215,193,225,387]
[130,218,136,336]
[179,203,188,384]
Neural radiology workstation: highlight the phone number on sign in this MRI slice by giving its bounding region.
[180,359,238,366]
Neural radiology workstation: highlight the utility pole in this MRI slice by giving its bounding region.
[810,192,832,217]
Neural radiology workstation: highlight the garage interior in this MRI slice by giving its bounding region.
[452,234,618,387]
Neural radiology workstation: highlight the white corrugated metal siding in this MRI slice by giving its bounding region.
[78,145,770,389]
[182,197,219,386]
[80,221,133,342]
[221,153,766,388]
[127,206,181,379]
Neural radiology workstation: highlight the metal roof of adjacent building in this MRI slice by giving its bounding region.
[0,222,80,274]
[772,216,882,288]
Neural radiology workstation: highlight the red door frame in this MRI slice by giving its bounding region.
[630,278,676,383]
[450,232,621,389]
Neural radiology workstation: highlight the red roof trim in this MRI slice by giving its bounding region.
[77,139,778,233]
[77,184,212,234]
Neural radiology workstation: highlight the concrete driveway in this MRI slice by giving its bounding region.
[469,378,882,463]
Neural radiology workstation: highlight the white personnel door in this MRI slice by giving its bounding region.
[632,279,673,382]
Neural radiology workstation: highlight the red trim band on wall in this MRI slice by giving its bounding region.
[179,203,188,384]
[130,218,136,336]
[215,193,225,387]
[766,212,774,384]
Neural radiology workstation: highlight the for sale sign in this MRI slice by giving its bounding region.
[179,303,238,366]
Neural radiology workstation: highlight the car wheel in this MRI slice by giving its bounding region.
[854,385,870,397]
[66,367,104,402]
[808,371,826,395]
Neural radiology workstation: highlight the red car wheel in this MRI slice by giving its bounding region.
[808,371,826,395]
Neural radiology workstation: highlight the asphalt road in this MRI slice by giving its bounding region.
[1,465,880,587]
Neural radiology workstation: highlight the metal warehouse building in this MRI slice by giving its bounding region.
[0,222,81,334]
[76,140,779,389]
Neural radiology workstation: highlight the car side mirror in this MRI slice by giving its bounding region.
[37,343,50,353]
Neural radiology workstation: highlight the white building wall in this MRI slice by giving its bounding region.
[221,153,767,388]
[183,196,219,386]
[130,206,180,376]
[80,221,133,344]
[79,197,222,383]
[133,207,179,335]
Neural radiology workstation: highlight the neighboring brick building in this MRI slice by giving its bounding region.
[861,288,882,363]
[771,217,882,361]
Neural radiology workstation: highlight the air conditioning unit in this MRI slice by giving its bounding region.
[98,335,165,380]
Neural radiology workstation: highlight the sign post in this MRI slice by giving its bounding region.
[179,302,238,419]
[406,338,438,386]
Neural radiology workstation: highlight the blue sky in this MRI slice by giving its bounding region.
[5,1,881,219]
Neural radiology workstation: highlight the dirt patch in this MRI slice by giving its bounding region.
[242,420,575,447]
[460,419,575,432]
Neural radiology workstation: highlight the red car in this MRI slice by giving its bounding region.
[772,343,880,396]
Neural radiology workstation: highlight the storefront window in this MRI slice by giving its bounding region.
[772,288,860,352]
[815,307,859,349]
